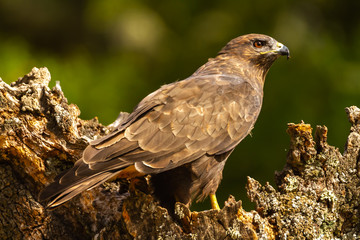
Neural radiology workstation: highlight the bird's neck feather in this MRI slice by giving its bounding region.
[192,55,268,89]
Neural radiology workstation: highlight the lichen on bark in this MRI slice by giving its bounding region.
[0,67,359,239]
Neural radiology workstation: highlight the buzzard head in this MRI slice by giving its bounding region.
[218,33,290,79]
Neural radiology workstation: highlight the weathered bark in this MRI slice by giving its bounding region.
[0,67,359,239]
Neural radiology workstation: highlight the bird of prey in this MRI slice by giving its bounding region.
[39,33,290,211]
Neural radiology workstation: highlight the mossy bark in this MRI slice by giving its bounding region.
[0,67,359,239]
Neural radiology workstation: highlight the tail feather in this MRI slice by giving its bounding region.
[44,171,118,208]
[39,158,133,208]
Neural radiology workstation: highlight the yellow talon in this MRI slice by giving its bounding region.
[210,193,220,210]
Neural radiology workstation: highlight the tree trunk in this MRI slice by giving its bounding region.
[0,67,359,239]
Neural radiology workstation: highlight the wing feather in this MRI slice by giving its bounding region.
[40,75,263,207]
[86,77,261,172]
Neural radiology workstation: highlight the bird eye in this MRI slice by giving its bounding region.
[253,40,265,48]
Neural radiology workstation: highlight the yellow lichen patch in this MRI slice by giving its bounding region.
[122,204,137,237]
[11,143,47,184]
[287,122,313,137]
[190,211,198,222]
[236,207,253,223]
[286,121,318,167]
[236,208,258,239]
[236,208,276,240]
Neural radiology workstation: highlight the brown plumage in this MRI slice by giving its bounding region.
[39,34,290,210]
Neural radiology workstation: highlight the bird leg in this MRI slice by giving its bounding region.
[210,193,220,210]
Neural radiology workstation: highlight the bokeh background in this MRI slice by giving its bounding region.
[1,0,359,210]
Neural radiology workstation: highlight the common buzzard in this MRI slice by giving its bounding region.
[39,34,290,211]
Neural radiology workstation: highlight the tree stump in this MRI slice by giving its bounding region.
[0,67,359,239]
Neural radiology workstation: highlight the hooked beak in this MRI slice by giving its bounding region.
[276,42,290,59]
[260,42,291,59]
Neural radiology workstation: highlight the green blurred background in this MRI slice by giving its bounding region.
[1,0,359,210]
